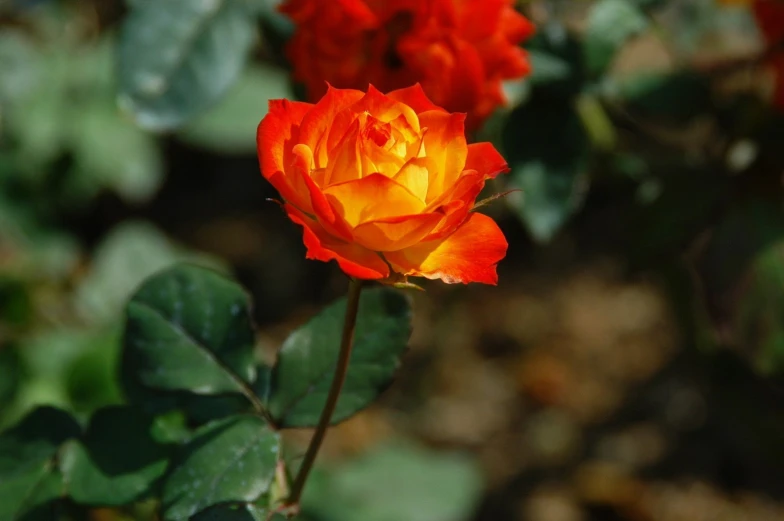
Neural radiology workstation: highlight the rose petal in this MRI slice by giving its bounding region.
[387,84,445,114]
[424,171,487,240]
[465,142,510,179]
[417,110,467,201]
[458,0,507,42]
[353,212,443,251]
[324,116,363,185]
[392,157,429,201]
[385,212,507,285]
[350,85,421,132]
[500,2,536,43]
[299,85,365,168]
[324,173,426,226]
[257,99,313,209]
[291,144,354,241]
[257,98,313,177]
[285,204,389,279]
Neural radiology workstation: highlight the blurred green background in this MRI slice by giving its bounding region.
[3,0,784,520]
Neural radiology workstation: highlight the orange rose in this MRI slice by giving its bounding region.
[256,84,509,284]
[280,0,534,131]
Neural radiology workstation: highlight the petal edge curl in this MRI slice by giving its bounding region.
[385,212,507,285]
[285,204,389,280]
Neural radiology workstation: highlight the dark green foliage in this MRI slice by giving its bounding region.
[0,407,80,521]
[64,406,171,506]
[161,415,279,520]
[267,288,412,427]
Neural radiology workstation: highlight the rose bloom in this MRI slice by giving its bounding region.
[280,0,534,131]
[256,84,509,284]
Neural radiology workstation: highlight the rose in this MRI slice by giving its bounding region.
[256,84,509,284]
[279,0,534,131]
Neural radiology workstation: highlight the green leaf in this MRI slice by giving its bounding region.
[63,405,170,506]
[70,99,163,203]
[736,242,784,375]
[0,407,80,521]
[527,49,572,85]
[302,443,482,521]
[502,93,589,242]
[121,263,257,407]
[584,0,648,76]
[525,22,585,98]
[697,203,784,376]
[162,415,279,520]
[12,327,122,420]
[0,30,39,104]
[267,288,412,428]
[191,503,268,521]
[179,64,291,153]
[0,346,21,410]
[117,0,257,130]
[510,161,588,242]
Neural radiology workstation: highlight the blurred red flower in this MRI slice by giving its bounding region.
[280,0,534,131]
[752,0,784,108]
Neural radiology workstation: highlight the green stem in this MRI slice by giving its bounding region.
[286,278,363,507]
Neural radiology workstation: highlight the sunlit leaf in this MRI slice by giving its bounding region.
[118,0,257,130]
[162,415,279,520]
[121,263,260,420]
[502,92,589,242]
[191,503,268,521]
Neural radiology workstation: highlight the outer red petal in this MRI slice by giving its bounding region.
[285,204,389,280]
[458,0,508,41]
[385,212,507,284]
[289,144,354,241]
[464,142,510,179]
[257,99,313,179]
[499,2,536,44]
[257,99,314,210]
[386,84,445,114]
[424,171,487,240]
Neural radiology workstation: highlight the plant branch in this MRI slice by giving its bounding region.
[286,277,363,507]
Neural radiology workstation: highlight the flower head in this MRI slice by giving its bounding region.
[280,0,534,131]
[257,84,509,284]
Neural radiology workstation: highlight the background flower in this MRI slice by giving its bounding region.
[280,0,534,131]
[753,0,784,108]
[257,84,509,284]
